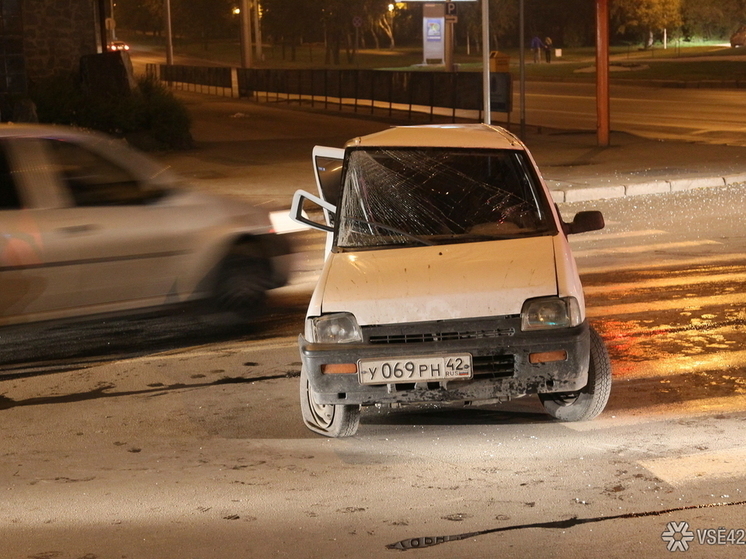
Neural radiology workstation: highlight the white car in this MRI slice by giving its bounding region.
[0,124,291,327]
[291,123,611,437]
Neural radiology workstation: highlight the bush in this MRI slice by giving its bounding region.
[30,72,193,151]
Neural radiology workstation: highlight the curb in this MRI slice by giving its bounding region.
[550,173,746,203]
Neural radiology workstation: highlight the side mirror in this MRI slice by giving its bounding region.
[564,210,605,235]
[290,189,336,233]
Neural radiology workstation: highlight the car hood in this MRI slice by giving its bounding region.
[319,235,559,325]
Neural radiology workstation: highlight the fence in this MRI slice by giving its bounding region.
[146,64,235,97]
[146,64,508,122]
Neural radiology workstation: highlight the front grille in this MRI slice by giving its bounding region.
[364,316,518,345]
[368,328,515,344]
[473,354,515,378]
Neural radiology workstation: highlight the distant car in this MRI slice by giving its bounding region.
[108,41,130,51]
[291,124,611,437]
[0,124,291,327]
[731,26,746,47]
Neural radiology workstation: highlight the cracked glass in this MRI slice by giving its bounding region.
[336,147,557,249]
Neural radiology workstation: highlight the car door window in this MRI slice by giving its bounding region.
[44,139,164,207]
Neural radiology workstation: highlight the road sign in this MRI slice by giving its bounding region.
[446,2,458,15]
[445,15,458,24]
[352,16,363,27]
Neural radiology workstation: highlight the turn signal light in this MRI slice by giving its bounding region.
[529,350,568,364]
[321,363,358,374]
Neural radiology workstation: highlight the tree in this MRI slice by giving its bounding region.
[613,0,683,46]
[262,0,322,59]
[172,0,235,47]
[681,0,746,38]
[365,1,396,49]
[116,0,164,36]
[320,0,365,64]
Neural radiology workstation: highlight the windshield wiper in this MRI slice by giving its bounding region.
[345,217,434,246]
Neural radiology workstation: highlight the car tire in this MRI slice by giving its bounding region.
[538,326,611,422]
[214,250,272,319]
[299,366,360,437]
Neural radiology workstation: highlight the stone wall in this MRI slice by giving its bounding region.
[0,0,27,95]
[22,0,98,85]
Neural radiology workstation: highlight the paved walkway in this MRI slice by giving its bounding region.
[157,91,746,208]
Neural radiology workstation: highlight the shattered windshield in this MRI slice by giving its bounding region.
[336,147,557,249]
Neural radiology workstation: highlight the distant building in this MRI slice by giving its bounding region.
[0,0,100,99]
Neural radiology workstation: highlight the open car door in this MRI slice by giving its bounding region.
[312,145,344,226]
[290,146,344,256]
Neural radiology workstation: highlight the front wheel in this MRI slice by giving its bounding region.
[213,253,272,319]
[539,326,612,422]
[299,366,360,437]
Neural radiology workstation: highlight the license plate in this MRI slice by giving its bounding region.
[357,354,472,385]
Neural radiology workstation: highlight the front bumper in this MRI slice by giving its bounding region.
[299,318,590,406]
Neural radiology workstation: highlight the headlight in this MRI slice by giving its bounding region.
[310,312,363,343]
[521,297,582,331]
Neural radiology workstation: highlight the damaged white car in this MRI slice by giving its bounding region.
[290,124,611,437]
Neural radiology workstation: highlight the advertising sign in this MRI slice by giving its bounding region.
[422,3,445,62]
[425,19,442,42]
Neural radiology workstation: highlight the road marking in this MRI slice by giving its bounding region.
[586,292,746,317]
[569,229,667,243]
[572,239,720,258]
[639,447,746,486]
[580,253,746,275]
[584,271,746,295]
[610,349,746,379]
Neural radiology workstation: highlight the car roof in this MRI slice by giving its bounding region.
[345,123,524,150]
[0,123,176,183]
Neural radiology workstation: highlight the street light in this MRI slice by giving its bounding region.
[165,0,174,65]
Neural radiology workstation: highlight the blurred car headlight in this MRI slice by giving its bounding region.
[521,297,581,331]
[311,313,363,343]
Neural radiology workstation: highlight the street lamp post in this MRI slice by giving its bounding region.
[239,0,253,68]
[110,0,116,41]
[481,0,490,124]
[165,0,174,65]
[596,0,610,146]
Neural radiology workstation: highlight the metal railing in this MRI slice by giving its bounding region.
[147,64,500,122]
[146,63,235,97]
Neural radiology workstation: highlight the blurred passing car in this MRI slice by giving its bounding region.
[0,124,291,327]
[108,41,130,51]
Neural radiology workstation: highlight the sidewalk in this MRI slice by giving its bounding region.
[157,91,746,208]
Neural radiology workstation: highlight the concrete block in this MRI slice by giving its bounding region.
[723,173,746,186]
[549,189,566,203]
[625,181,670,196]
[563,185,625,203]
[668,176,725,192]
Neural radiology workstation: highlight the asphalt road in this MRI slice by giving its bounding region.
[522,81,746,146]
[2,184,746,558]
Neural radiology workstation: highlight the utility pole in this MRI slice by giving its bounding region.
[254,1,263,60]
[481,0,490,124]
[519,0,525,139]
[240,0,253,68]
[165,0,174,65]
[596,0,610,146]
